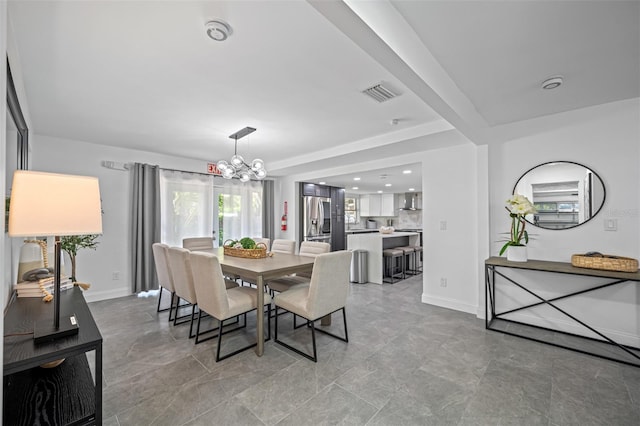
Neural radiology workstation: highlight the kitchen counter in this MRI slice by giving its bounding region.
[345,229,379,234]
[347,232,419,284]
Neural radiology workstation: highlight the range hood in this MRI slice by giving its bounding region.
[400,192,421,210]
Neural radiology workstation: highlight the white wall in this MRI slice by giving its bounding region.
[487,99,640,345]
[30,134,247,302]
[420,142,481,314]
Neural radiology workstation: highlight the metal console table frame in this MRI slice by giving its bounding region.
[485,256,640,367]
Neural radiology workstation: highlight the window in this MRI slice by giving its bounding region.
[215,179,262,246]
[159,170,214,247]
[345,196,358,226]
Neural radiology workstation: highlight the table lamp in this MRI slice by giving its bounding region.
[8,170,103,343]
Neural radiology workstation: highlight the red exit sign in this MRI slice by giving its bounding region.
[207,163,222,175]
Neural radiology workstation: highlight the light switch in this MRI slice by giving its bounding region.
[604,218,617,231]
[440,221,447,231]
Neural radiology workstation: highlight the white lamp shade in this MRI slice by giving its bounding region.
[8,170,103,237]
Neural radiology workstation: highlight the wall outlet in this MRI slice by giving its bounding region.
[112,271,120,280]
[440,277,447,287]
[604,218,617,231]
[440,221,447,231]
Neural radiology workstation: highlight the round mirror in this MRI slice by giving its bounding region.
[513,161,606,230]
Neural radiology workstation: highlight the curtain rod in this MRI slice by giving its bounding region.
[159,166,272,182]
[108,161,272,182]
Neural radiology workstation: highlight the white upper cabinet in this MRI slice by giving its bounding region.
[360,194,396,217]
[380,194,396,216]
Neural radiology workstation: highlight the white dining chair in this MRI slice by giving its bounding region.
[270,239,296,254]
[274,250,352,362]
[152,243,177,320]
[166,246,199,337]
[267,241,330,294]
[189,251,272,360]
[182,237,214,252]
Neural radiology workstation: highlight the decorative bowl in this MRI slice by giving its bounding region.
[379,226,395,234]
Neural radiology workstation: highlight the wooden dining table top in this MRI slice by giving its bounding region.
[203,247,315,281]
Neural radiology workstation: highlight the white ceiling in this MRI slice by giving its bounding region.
[7,1,639,193]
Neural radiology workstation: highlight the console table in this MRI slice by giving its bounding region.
[485,257,640,367]
[3,287,102,425]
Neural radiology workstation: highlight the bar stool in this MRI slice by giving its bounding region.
[413,246,423,274]
[396,246,416,277]
[383,248,404,283]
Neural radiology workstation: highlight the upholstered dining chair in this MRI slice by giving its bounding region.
[274,250,352,362]
[270,239,296,254]
[182,237,214,252]
[189,251,272,361]
[152,243,177,320]
[267,241,330,294]
[166,246,199,337]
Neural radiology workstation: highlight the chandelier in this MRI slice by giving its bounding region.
[217,126,267,182]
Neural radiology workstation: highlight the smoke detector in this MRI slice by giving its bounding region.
[541,76,563,90]
[205,20,232,41]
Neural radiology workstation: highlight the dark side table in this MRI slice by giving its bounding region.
[485,257,640,367]
[3,286,102,425]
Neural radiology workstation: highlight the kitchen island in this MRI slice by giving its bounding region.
[347,231,419,284]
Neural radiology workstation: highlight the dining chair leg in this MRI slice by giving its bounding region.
[167,292,176,322]
[188,305,197,338]
[156,287,164,312]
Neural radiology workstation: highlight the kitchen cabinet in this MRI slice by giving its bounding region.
[360,194,395,217]
[331,187,345,250]
[380,194,396,216]
[302,182,331,198]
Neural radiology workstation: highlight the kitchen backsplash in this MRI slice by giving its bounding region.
[398,210,422,229]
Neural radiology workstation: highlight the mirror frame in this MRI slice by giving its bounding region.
[7,59,29,170]
[513,161,606,230]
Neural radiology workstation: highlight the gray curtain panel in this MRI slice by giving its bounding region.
[131,163,161,293]
[262,179,275,242]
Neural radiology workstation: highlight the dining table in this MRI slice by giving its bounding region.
[206,247,315,356]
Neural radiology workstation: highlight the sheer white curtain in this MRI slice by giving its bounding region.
[217,179,262,245]
[159,170,214,247]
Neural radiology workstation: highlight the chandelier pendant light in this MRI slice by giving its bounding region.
[216,127,267,182]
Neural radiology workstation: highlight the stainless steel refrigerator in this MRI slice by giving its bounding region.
[302,196,331,247]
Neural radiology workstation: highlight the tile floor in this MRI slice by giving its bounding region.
[88,276,640,425]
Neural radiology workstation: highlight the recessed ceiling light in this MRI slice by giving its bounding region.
[353,177,361,181]
[541,76,563,90]
[403,170,412,174]
[352,186,359,190]
[319,181,326,185]
[377,190,383,193]
[385,183,392,187]
[409,188,415,191]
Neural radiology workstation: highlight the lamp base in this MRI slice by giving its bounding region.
[34,314,79,343]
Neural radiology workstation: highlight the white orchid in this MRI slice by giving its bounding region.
[500,193,537,256]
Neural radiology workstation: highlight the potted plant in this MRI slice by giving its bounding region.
[60,235,100,282]
[499,193,537,262]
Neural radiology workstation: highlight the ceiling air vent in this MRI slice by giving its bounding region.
[362,83,398,103]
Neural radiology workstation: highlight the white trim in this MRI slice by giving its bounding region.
[498,311,640,348]
[82,287,131,303]
[422,293,477,315]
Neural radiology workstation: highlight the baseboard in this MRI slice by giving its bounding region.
[499,311,640,348]
[421,293,477,315]
[82,287,132,303]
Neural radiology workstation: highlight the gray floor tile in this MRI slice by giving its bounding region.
[89,277,640,425]
[275,383,377,425]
